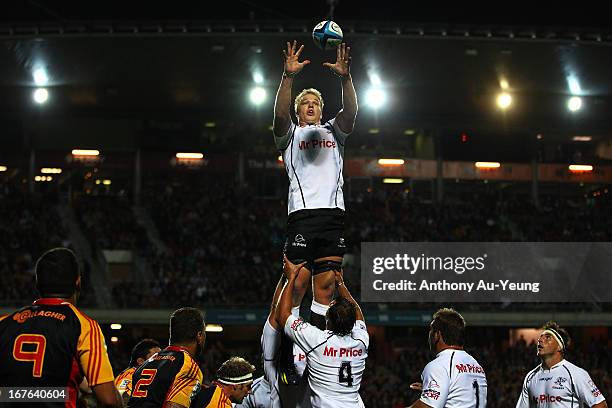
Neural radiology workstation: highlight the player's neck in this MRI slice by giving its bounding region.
[169,342,197,357]
[541,354,563,369]
[38,295,76,305]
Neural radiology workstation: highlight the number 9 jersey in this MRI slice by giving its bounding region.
[0,298,115,408]
[283,315,368,408]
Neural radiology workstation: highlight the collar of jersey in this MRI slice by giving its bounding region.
[166,345,192,355]
[437,347,463,357]
[33,298,69,305]
[541,359,566,371]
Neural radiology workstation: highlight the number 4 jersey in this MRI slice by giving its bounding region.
[0,298,115,408]
[284,315,368,408]
[420,349,488,408]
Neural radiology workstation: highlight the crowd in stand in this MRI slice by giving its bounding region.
[74,194,152,255]
[0,185,94,306]
[2,177,610,309]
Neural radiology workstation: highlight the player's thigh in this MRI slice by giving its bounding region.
[312,256,341,301]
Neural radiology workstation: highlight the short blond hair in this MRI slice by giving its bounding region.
[294,88,324,115]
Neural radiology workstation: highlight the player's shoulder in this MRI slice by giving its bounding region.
[286,315,314,333]
[524,363,542,383]
[560,360,589,377]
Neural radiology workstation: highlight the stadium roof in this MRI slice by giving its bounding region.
[1,1,612,160]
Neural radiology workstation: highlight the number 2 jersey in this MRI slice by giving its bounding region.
[127,345,203,408]
[283,315,368,408]
[419,349,488,408]
[0,298,115,408]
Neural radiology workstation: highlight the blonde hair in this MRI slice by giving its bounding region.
[294,88,324,115]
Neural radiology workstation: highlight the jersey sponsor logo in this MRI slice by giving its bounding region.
[323,346,363,358]
[427,379,440,388]
[552,376,567,389]
[295,353,306,362]
[422,389,441,400]
[190,381,201,401]
[455,363,485,374]
[13,309,66,323]
[533,394,562,404]
[539,377,552,381]
[292,234,307,248]
[588,380,602,397]
[290,317,306,332]
[150,354,176,362]
[298,139,336,150]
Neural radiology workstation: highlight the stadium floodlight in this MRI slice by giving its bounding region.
[33,88,49,104]
[204,122,216,128]
[110,337,119,343]
[253,71,264,84]
[365,88,386,109]
[110,324,122,330]
[383,178,404,184]
[176,152,203,160]
[475,162,501,169]
[41,168,62,174]
[33,68,49,86]
[34,176,42,182]
[567,96,582,112]
[277,155,283,163]
[72,149,100,157]
[249,86,267,106]
[496,92,512,109]
[568,164,593,173]
[567,75,582,95]
[102,179,112,186]
[378,158,405,166]
[572,136,591,142]
[0,166,7,172]
[205,324,223,333]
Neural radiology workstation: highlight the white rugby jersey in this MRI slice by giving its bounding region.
[234,376,271,408]
[261,320,310,408]
[284,315,368,408]
[275,118,349,214]
[419,349,487,408]
[516,359,605,408]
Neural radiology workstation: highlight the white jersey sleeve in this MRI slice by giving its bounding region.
[420,360,451,408]
[274,121,296,150]
[327,117,350,146]
[352,320,369,349]
[284,315,325,353]
[515,371,532,408]
[573,367,605,407]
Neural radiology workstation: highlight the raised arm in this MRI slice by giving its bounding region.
[333,269,364,322]
[273,41,310,139]
[267,272,287,328]
[323,43,357,134]
[276,256,306,327]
